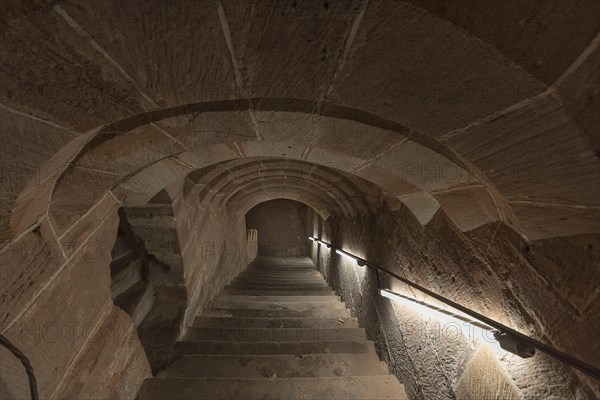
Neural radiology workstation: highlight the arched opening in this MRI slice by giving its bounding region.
[245,199,312,259]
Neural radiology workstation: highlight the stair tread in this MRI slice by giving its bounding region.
[224,290,336,296]
[193,316,359,329]
[209,300,347,310]
[217,294,341,302]
[202,307,350,318]
[160,353,387,378]
[138,376,407,400]
[174,339,378,356]
[184,326,366,342]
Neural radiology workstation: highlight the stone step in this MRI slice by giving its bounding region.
[253,257,314,264]
[193,316,359,329]
[183,326,366,342]
[174,339,377,356]
[216,294,341,303]
[160,353,389,378]
[224,289,337,296]
[250,264,317,271]
[137,376,407,400]
[244,268,321,274]
[233,275,326,281]
[247,270,319,275]
[209,300,346,311]
[240,273,323,280]
[226,284,332,291]
[202,306,350,319]
[239,276,324,283]
[233,276,327,285]
[232,277,327,283]
[226,283,332,291]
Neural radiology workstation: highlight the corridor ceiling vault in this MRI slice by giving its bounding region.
[2,0,599,247]
[1,0,599,399]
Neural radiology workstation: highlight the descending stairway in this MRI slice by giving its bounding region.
[137,257,407,400]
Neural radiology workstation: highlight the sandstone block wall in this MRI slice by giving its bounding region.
[310,204,599,399]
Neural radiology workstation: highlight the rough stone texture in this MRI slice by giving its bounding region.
[0,342,31,400]
[75,125,185,176]
[405,0,600,85]
[330,0,544,136]
[53,305,151,400]
[312,202,598,399]
[50,167,121,234]
[0,108,79,244]
[432,186,498,231]
[59,192,120,254]
[7,131,96,242]
[554,37,600,151]
[454,345,521,400]
[61,0,239,106]
[466,223,600,369]
[103,201,190,373]
[372,140,472,192]
[1,211,119,399]
[0,219,65,328]
[160,110,257,148]
[0,4,151,131]
[222,0,362,100]
[442,93,600,240]
[442,94,599,207]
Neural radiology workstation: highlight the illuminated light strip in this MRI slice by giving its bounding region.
[379,289,494,332]
[335,249,366,266]
[309,237,331,248]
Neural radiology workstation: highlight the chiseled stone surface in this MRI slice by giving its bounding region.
[442,94,599,207]
[433,186,499,231]
[53,305,151,400]
[0,4,151,131]
[75,124,186,176]
[454,345,521,400]
[330,0,544,136]
[405,0,600,85]
[160,110,257,148]
[554,38,600,151]
[0,343,31,400]
[467,223,599,368]
[0,109,78,241]
[62,0,239,106]
[313,201,598,399]
[49,165,122,233]
[0,219,65,328]
[2,211,118,399]
[221,0,362,100]
[0,107,80,244]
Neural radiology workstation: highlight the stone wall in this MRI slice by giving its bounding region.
[0,176,252,398]
[0,197,152,400]
[165,179,249,332]
[309,203,599,399]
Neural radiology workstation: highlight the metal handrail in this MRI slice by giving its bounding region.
[310,237,600,380]
[0,334,39,399]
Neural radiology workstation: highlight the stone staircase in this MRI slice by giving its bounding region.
[137,257,407,399]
